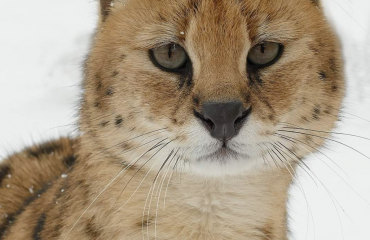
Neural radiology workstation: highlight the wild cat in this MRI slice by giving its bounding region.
[0,0,346,239]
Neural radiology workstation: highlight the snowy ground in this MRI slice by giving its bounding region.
[0,0,369,239]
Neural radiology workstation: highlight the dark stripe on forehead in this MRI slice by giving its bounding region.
[33,214,46,240]
[0,165,11,186]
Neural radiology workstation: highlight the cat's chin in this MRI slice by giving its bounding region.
[184,151,264,177]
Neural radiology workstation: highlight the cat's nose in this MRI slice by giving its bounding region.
[194,101,251,141]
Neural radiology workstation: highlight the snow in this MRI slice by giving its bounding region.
[0,0,369,239]
[61,174,68,179]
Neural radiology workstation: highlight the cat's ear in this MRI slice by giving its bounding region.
[99,0,113,22]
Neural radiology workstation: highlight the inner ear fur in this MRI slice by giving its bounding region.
[100,0,113,21]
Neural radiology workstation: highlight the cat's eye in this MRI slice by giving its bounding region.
[247,42,283,68]
[149,44,188,72]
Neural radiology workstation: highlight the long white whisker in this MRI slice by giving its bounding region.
[115,142,173,213]
[154,150,179,240]
[63,140,165,240]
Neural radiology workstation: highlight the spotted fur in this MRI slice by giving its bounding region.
[1,0,345,239]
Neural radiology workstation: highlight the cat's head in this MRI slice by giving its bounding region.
[81,0,345,176]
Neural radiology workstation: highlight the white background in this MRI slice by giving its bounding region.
[0,0,369,239]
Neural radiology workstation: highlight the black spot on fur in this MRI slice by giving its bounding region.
[94,102,101,108]
[301,116,309,123]
[0,165,11,187]
[158,13,167,21]
[0,185,51,239]
[106,87,114,96]
[115,115,123,127]
[85,218,101,238]
[312,105,321,120]
[139,217,154,227]
[97,82,103,91]
[319,71,327,80]
[32,213,46,240]
[332,85,338,92]
[111,71,119,77]
[63,155,76,168]
[100,121,109,127]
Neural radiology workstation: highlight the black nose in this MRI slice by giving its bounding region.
[194,101,251,141]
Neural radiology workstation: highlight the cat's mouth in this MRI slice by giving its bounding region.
[199,144,250,162]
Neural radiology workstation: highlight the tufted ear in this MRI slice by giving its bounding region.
[100,0,113,22]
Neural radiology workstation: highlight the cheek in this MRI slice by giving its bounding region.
[130,72,196,127]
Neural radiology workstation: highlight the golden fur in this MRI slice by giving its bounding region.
[0,0,345,239]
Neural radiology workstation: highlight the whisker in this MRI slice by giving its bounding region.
[262,143,281,173]
[109,136,166,185]
[113,139,173,213]
[63,139,166,240]
[88,128,168,162]
[280,123,370,141]
[271,143,296,177]
[275,134,351,237]
[277,133,370,207]
[272,142,316,240]
[274,140,318,187]
[275,133,348,178]
[163,155,182,210]
[154,149,179,240]
[146,150,175,239]
[277,129,370,161]
[305,99,370,123]
[333,0,369,34]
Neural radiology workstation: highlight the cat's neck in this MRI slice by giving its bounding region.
[62,145,293,239]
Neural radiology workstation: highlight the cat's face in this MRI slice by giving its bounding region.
[82,0,345,176]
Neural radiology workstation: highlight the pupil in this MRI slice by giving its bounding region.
[260,44,265,54]
[168,45,172,58]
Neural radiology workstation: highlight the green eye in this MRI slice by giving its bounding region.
[247,42,283,68]
[150,44,188,72]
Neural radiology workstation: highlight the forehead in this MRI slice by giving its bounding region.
[114,0,315,48]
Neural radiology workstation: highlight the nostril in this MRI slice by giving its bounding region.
[234,107,252,130]
[194,110,215,130]
[195,102,250,140]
